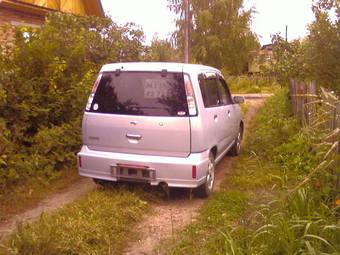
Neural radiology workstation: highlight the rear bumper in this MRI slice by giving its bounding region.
[77,145,210,188]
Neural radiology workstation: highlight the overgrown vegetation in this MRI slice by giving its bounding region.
[162,89,340,254]
[0,13,146,216]
[0,187,149,255]
[226,75,280,93]
[264,0,340,94]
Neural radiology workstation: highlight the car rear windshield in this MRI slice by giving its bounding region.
[88,71,189,117]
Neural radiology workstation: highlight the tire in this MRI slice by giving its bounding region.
[228,127,242,156]
[194,152,215,198]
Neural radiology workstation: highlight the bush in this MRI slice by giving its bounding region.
[248,89,299,158]
[0,13,145,191]
[274,132,321,173]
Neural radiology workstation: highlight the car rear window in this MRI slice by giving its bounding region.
[88,71,189,117]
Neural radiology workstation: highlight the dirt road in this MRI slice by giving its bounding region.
[0,178,96,240]
[0,96,266,250]
[125,98,265,255]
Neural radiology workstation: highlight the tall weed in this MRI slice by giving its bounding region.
[164,89,340,254]
[247,89,299,158]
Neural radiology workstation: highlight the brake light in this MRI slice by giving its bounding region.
[192,165,197,179]
[86,73,103,111]
[184,74,197,116]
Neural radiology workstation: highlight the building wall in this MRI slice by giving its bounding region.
[0,0,103,52]
[0,8,44,27]
[248,50,274,74]
[0,8,43,53]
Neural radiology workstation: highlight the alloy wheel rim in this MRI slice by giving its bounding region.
[237,131,241,153]
[207,158,215,191]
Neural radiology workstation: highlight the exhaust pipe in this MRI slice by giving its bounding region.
[159,182,170,199]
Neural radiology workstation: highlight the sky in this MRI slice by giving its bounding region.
[101,0,315,46]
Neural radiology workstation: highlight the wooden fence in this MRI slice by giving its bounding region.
[289,80,340,190]
[289,80,340,133]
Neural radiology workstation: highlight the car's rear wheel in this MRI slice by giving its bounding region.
[228,127,242,156]
[194,152,215,198]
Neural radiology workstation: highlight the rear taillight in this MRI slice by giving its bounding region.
[184,74,197,116]
[192,165,197,179]
[86,73,102,111]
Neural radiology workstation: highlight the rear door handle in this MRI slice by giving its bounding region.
[227,110,231,118]
[126,134,142,140]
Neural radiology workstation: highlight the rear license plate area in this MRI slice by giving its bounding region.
[111,165,156,181]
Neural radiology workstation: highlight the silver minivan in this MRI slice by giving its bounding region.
[77,62,244,197]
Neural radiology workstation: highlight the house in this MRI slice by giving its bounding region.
[0,0,104,27]
[0,0,104,49]
[248,44,274,74]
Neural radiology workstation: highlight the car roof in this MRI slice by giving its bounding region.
[100,62,221,74]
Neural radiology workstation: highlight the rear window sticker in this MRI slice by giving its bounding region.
[93,103,99,111]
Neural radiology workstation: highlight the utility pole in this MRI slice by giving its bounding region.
[285,25,288,41]
[184,0,189,63]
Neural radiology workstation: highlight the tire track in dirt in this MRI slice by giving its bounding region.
[125,98,266,255]
[0,178,96,241]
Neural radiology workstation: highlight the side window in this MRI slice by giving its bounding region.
[205,78,220,106]
[218,77,233,105]
[216,79,228,105]
[198,74,219,107]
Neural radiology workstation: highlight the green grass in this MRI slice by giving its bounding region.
[240,101,249,115]
[0,187,149,255]
[227,75,280,94]
[162,89,340,254]
[2,89,339,255]
[158,191,249,255]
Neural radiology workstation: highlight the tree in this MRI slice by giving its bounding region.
[168,0,259,74]
[306,0,340,93]
[144,36,181,62]
[265,0,339,93]
[267,34,308,85]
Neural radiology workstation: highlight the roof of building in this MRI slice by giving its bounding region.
[261,44,273,51]
[0,0,104,17]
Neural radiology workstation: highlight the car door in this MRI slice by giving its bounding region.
[198,72,231,157]
[217,75,239,143]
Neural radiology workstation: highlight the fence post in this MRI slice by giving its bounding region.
[289,79,296,116]
[306,81,317,126]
